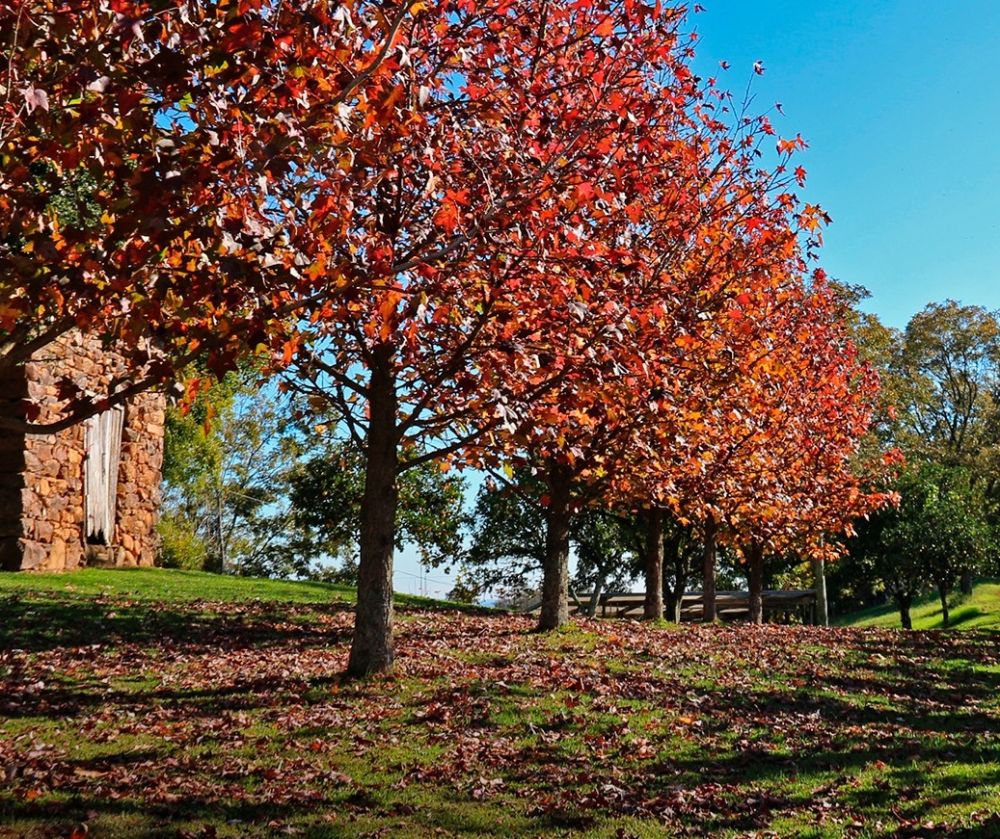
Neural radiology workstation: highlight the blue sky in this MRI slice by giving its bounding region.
[690,0,1000,330]
[394,1,1000,597]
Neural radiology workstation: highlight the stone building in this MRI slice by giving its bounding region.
[0,331,165,572]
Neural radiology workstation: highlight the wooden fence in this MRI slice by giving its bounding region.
[528,589,819,625]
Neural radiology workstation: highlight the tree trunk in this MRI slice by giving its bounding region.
[811,557,829,626]
[960,570,974,596]
[938,583,950,628]
[587,577,605,618]
[347,352,399,678]
[662,536,675,617]
[538,463,572,631]
[896,592,913,630]
[643,508,665,620]
[747,543,764,625]
[702,515,718,623]
[666,536,687,623]
[215,486,227,575]
[672,573,686,623]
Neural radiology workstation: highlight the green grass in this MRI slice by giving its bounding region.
[0,567,462,609]
[839,580,1000,630]
[2,569,999,838]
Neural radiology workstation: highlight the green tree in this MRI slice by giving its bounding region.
[845,463,991,628]
[161,374,468,579]
[159,371,313,576]
[892,302,1000,592]
[892,301,1000,466]
[458,471,637,612]
[286,443,468,577]
[832,299,1000,612]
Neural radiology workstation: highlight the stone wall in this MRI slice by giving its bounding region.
[0,331,165,572]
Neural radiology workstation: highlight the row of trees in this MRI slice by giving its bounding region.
[5,1,893,675]
[833,301,1000,627]
[166,300,1000,632]
[157,393,789,620]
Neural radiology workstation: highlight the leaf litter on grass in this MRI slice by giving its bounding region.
[1,593,999,837]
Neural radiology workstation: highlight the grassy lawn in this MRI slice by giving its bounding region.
[2,570,999,837]
[0,567,461,609]
[839,581,1000,630]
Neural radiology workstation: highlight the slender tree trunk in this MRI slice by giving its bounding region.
[896,592,913,630]
[663,552,677,622]
[587,577,605,618]
[215,486,227,575]
[811,557,829,627]
[538,463,572,631]
[702,515,718,623]
[347,352,399,678]
[747,543,764,625]
[643,508,665,620]
[670,537,687,623]
[938,583,950,628]
[960,570,974,596]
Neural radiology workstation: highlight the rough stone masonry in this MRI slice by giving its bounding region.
[0,331,165,571]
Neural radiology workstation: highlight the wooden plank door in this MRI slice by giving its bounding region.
[84,406,125,545]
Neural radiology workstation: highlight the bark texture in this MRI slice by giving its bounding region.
[938,584,950,628]
[747,543,764,625]
[347,352,399,677]
[538,463,572,631]
[586,582,604,617]
[643,508,665,620]
[663,534,687,623]
[701,515,718,623]
[811,557,829,626]
[896,592,913,630]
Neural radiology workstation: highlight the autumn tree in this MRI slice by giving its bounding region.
[480,57,841,630]
[0,1,416,431]
[711,279,897,624]
[607,222,842,623]
[275,0,719,674]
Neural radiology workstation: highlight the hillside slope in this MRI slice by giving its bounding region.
[0,566,461,610]
[838,580,1000,630]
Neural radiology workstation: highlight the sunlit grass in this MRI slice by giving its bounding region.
[839,581,1000,630]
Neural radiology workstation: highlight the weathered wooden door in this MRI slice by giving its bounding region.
[84,406,125,545]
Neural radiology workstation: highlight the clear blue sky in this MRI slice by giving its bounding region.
[691,0,1000,330]
[394,1,1000,597]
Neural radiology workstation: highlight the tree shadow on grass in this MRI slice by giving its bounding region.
[948,606,988,628]
[458,628,1000,836]
[633,638,1000,833]
[653,740,1000,834]
[0,594,354,654]
[1,673,351,720]
[834,634,1000,715]
[0,792,337,839]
